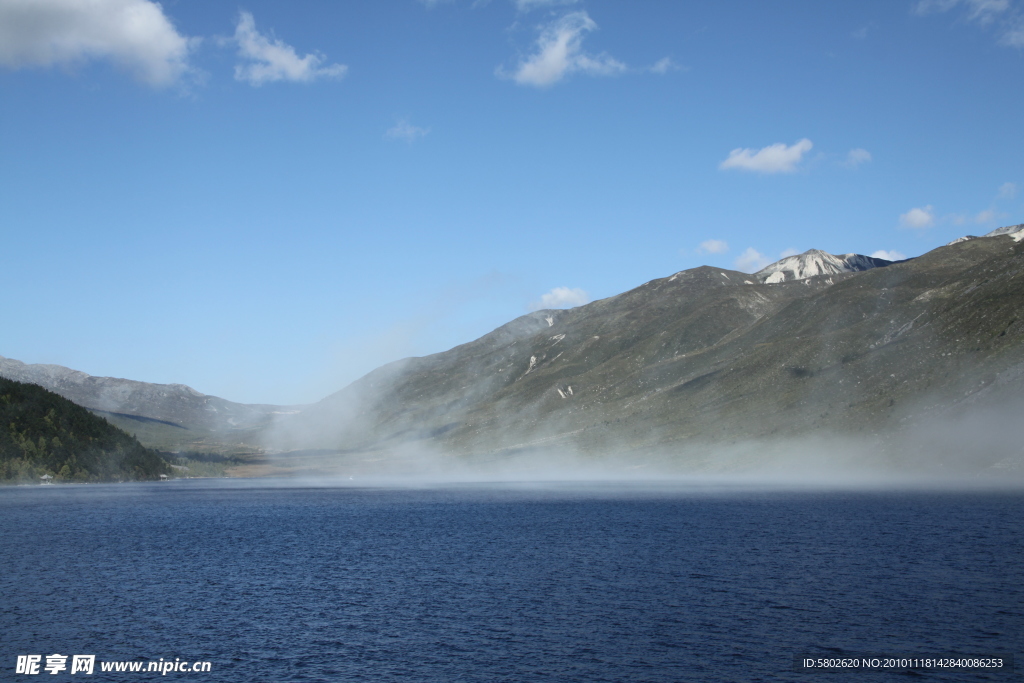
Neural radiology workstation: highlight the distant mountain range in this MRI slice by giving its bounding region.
[0,355,288,454]
[4,224,1024,476]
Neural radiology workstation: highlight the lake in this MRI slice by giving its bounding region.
[1,480,1020,681]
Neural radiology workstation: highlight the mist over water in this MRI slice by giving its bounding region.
[254,347,1024,488]
[257,419,1024,490]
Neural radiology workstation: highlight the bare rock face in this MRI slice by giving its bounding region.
[754,249,893,284]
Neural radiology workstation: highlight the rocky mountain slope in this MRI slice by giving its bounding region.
[754,249,893,283]
[266,230,1024,476]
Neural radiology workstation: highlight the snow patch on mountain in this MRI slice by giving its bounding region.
[986,223,1024,238]
[948,223,1023,245]
[998,226,1024,242]
[754,249,892,284]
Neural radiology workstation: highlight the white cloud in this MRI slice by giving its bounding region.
[915,0,1023,45]
[871,249,907,261]
[915,0,1011,24]
[719,139,813,174]
[851,26,870,39]
[974,209,997,223]
[972,0,1013,20]
[735,248,772,273]
[779,247,800,258]
[385,119,430,142]
[233,12,347,86]
[501,11,626,87]
[1002,20,1024,45]
[514,0,580,11]
[697,239,729,254]
[648,57,683,74]
[0,0,193,86]
[530,286,590,310]
[845,148,872,167]
[950,209,1005,225]
[941,184,1016,227]
[899,205,935,229]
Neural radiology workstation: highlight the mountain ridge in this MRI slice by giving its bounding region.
[262,227,1024,476]
[947,223,1024,246]
[4,226,1024,476]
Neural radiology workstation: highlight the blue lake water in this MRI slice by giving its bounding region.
[1,480,1021,682]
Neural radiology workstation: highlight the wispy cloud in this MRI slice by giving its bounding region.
[513,0,580,11]
[385,119,430,142]
[779,247,800,258]
[949,183,1018,225]
[735,248,772,272]
[951,209,1005,225]
[697,239,729,254]
[914,0,1024,47]
[719,139,813,174]
[233,11,347,86]
[500,11,626,87]
[0,0,194,86]
[648,57,684,74]
[530,286,590,310]
[1003,21,1024,45]
[899,205,935,229]
[915,0,1011,24]
[871,249,907,261]
[844,148,872,167]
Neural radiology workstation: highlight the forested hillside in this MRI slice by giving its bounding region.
[0,377,169,482]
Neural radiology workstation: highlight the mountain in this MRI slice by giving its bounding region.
[6,228,1024,478]
[0,357,288,454]
[754,249,893,284]
[0,376,168,482]
[265,228,1024,477]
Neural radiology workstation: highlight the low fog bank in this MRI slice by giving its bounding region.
[244,384,1024,490]
[253,431,1024,492]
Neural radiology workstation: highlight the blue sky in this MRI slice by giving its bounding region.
[1,0,1022,404]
